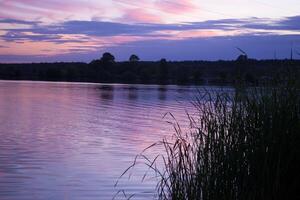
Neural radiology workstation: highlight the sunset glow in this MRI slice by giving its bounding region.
[0,0,300,62]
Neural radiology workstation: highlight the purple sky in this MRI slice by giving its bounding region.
[0,0,300,62]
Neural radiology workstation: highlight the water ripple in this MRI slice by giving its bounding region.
[0,81,211,200]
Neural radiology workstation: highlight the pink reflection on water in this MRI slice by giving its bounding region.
[0,81,197,199]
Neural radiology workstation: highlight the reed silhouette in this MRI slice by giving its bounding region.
[117,69,300,200]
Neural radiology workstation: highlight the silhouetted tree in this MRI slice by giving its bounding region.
[0,59,298,85]
[218,71,228,84]
[176,67,189,84]
[193,70,203,84]
[122,71,137,83]
[160,58,167,64]
[138,66,152,82]
[159,58,168,83]
[129,54,140,62]
[101,52,115,63]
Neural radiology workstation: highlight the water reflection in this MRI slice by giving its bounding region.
[158,85,167,101]
[127,86,139,100]
[0,81,210,200]
[98,85,114,101]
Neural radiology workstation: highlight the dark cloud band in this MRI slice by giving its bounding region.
[1,16,300,43]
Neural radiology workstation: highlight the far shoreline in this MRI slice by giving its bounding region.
[0,59,299,86]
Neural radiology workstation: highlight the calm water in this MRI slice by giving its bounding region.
[0,81,209,200]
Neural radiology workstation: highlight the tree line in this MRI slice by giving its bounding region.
[0,52,299,85]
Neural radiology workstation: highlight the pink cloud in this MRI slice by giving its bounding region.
[114,0,201,23]
[121,8,163,23]
[0,0,109,22]
[0,0,201,24]
[155,0,197,14]
[0,32,154,57]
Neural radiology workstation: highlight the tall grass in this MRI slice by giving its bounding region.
[118,71,300,200]
[155,79,300,199]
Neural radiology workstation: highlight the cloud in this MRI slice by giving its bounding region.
[0,51,99,63]
[2,31,62,42]
[0,0,110,22]
[2,21,161,38]
[0,15,299,62]
[2,34,299,63]
[115,0,200,23]
[1,16,299,42]
[155,0,197,14]
[121,8,163,23]
[0,18,38,25]
[241,16,300,31]
[106,34,300,61]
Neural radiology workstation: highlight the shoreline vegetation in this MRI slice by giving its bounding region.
[0,52,300,86]
[116,71,300,199]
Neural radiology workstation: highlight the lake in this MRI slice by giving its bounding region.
[0,81,213,200]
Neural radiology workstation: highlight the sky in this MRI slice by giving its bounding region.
[0,0,300,62]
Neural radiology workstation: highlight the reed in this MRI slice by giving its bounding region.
[118,70,300,200]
